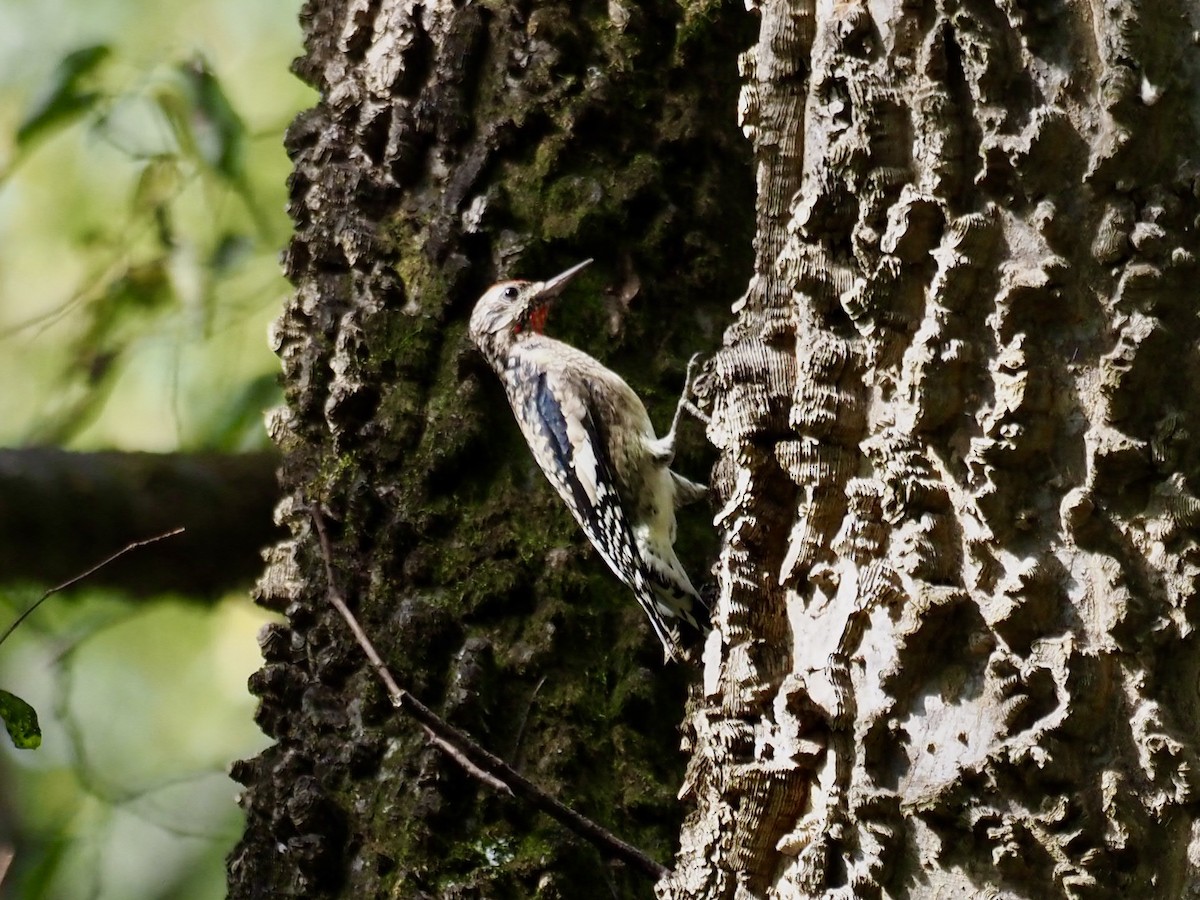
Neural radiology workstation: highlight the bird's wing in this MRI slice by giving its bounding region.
[522,368,637,578]
[517,367,680,656]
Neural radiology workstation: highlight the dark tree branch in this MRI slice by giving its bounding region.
[308,504,671,883]
[0,449,282,596]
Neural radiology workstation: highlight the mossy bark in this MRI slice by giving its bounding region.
[227,1,752,898]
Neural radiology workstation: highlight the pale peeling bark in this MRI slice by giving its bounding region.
[667,1,1200,898]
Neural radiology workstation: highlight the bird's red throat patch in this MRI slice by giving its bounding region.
[527,306,550,334]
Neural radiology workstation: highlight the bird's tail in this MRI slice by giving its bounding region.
[633,570,705,664]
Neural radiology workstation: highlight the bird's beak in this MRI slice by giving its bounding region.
[522,259,592,335]
[536,259,593,300]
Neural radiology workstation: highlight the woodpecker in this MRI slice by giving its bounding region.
[468,259,708,661]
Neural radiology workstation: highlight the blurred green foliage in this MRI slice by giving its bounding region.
[0,593,277,900]
[0,0,312,452]
[0,0,316,896]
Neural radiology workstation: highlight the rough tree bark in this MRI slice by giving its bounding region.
[229,0,1200,898]
[227,1,751,898]
[665,1,1200,898]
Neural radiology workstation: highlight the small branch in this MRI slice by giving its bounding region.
[0,527,185,649]
[511,675,547,768]
[308,504,669,882]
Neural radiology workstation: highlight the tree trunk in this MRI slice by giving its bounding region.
[227,1,751,897]
[229,0,1200,898]
[666,2,1200,898]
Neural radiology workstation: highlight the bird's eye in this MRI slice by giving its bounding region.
[502,286,519,300]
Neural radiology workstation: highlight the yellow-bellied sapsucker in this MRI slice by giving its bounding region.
[469,259,707,661]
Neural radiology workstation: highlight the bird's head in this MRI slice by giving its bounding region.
[469,259,592,360]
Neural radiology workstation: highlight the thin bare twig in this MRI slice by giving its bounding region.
[308,504,669,881]
[511,675,547,769]
[0,527,186,649]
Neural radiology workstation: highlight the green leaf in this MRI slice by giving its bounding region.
[133,157,183,247]
[16,44,112,147]
[95,260,173,317]
[209,232,255,275]
[69,260,173,382]
[177,56,247,183]
[0,690,42,749]
[132,155,183,215]
[153,82,199,162]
